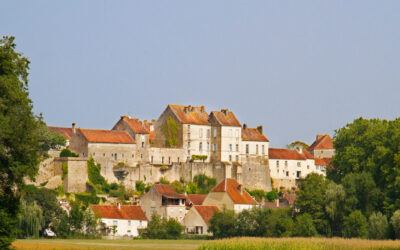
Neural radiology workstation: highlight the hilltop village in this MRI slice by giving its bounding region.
[36,104,334,237]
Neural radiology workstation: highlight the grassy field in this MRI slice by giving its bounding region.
[13,238,400,250]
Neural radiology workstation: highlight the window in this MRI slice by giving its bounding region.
[285,161,288,167]
[229,129,233,137]
[236,144,239,152]
[114,153,117,160]
[141,134,145,141]
[93,152,95,156]
[207,129,210,138]
[113,220,118,226]
[151,156,153,163]
[297,162,301,167]
[139,220,142,227]
[207,142,210,151]
[213,128,217,137]
[187,133,190,139]
[132,154,134,158]
[199,128,203,138]
[188,142,190,148]
[235,129,239,137]
[256,145,259,154]
[199,142,203,151]
[128,220,131,226]
[188,124,190,129]
[141,142,145,148]
[141,154,143,159]
[177,157,180,163]
[103,153,105,156]
[262,145,265,154]
[229,155,232,161]
[276,160,279,167]
[246,144,249,154]
[307,165,309,169]
[212,144,216,152]
[286,171,289,177]
[168,157,171,164]
[296,171,301,178]
[162,157,164,164]
[229,144,232,152]
[235,155,239,161]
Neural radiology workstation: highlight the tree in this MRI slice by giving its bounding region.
[325,182,346,236]
[236,209,258,236]
[208,209,237,238]
[390,210,400,239]
[287,141,309,150]
[342,210,368,238]
[293,213,317,237]
[17,200,44,238]
[368,212,389,239]
[264,208,293,237]
[329,117,400,214]
[295,174,329,235]
[139,212,184,239]
[37,115,66,152]
[0,36,42,249]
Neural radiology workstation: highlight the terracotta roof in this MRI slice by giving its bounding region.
[211,179,257,205]
[149,131,154,144]
[308,134,334,150]
[123,116,150,134]
[169,105,210,125]
[79,129,135,144]
[303,150,314,159]
[154,184,186,199]
[194,205,219,227]
[90,205,147,220]
[268,148,308,160]
[186,194,207,205]
[242,127,269,142]
[315,157,331,166]
[209,110,241,127]
[48,126,74,139]
[283,193,297,205]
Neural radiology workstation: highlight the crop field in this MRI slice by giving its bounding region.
[14,238,400,250]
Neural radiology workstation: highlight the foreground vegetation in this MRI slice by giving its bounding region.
[198,237,400,250]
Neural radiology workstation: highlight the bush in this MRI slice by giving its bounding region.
[193,174,216,194]
[139,212,184,239]
[209,209,237,238]
[342,210,368,238]
[190,155,208,162]
[368,212,389,239]
[390,210,400,239]
[60,149,78,157]
[265,209,293,237]
[171,180,185,193]
[266,190,277,202]
[75,193,100,206]
[87,157,109,193]
[293,213,317,237]
[159,177,170,184]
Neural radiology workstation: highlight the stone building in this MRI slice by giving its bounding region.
[184,205,219,235]
[241,124,269,161]
[90,204,148,237]
[202,178,258,213]
[308,134,335,159]
[140,184,186,222]
[48,123,75,147]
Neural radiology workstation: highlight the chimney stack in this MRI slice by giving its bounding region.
[184,106,188,113]
[316,134,324,140]
[221,109,228,115]
[243,123,247,130]
[257,126,263,135]
[200,105,205,112]
[72,123,76,134]
[117,202,121,210]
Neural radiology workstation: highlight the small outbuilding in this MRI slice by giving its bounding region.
[184,205,219,235]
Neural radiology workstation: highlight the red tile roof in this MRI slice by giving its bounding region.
[186,194,207,205]
[269,148,310,160]
[308,134,334,150]
[194,205,219,227]
[315,157,331,166]
[242,127,269,142]
[48,126,74,139]
[123,116,150,134]
[211,179,257,205]
[154,184,186,199]
[90,205,147,220]
[303,150,314,159]
[79,129,135,144]
[210,110,241,127]
[169,105,210,125]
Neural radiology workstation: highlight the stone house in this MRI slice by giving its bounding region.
[202,178,258,213]
[184,205,219,235]
[48,123,76,147]
[241,124,269,161]
[90,204,148,237]
[208,109,242,163]
[308,134,335,159]
[268,148,321,189]
[140,184,186,222]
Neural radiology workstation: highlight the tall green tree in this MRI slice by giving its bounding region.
[0,36,41,249]
[325,182,346,236]
[329,117,400,214]
[17,200,44,238]
[342,210,368,238]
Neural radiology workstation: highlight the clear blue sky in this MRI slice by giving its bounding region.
[2,1,399,147]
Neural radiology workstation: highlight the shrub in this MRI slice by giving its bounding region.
[193,174,216,194]
[61,162,68,180]
[209,209,237,238]
[171,180,185,193]
[293,213,317,237]
[87,157,109,193]
[342,210,368,238]
[159,177,170,184]
[60,149,78,157]
[246,189,265,202]
[139,212,184,239]
[390,210,400,239]
[190,155,208,162]
[75,193,100,206]
[368,212,389,239]
[266,190,277,202]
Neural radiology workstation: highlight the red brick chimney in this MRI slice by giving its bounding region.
[257,126,263,135]
[72,123,76,134]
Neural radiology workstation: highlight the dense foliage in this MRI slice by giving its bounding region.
[161,116,181,147]
[157,174,216,195]
[139,212,184,239]
[60,149,78,158]
[246,189,277,202]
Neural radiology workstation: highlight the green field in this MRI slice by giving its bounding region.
[13,238,400,250]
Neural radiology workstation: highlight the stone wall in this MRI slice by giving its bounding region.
[55,157,89,193]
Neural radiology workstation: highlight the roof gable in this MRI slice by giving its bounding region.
[48,126,74,139]
[168,105,210,125]
[194,205,219,226]
[90,205,147,220]
[308,134,334,150]
[209,110,241,127]
[154,184,186,199]
[123,117,150,134]
[210,179,257,205]
[268,148,310,160]
[79,129,135,144]
[242,127,269,142]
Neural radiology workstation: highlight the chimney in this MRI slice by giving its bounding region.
[72,123,76,134]
[117,203,121,210]
[257,126,263,135]
[316,134,324,140]
[184,106,188,113]
[200,105,205,112]
[221,109,228,115]
[243,123,247,130]
[238,184,243,195]
[151,119,156,124]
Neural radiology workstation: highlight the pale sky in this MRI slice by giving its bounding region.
[2,1,399,147]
